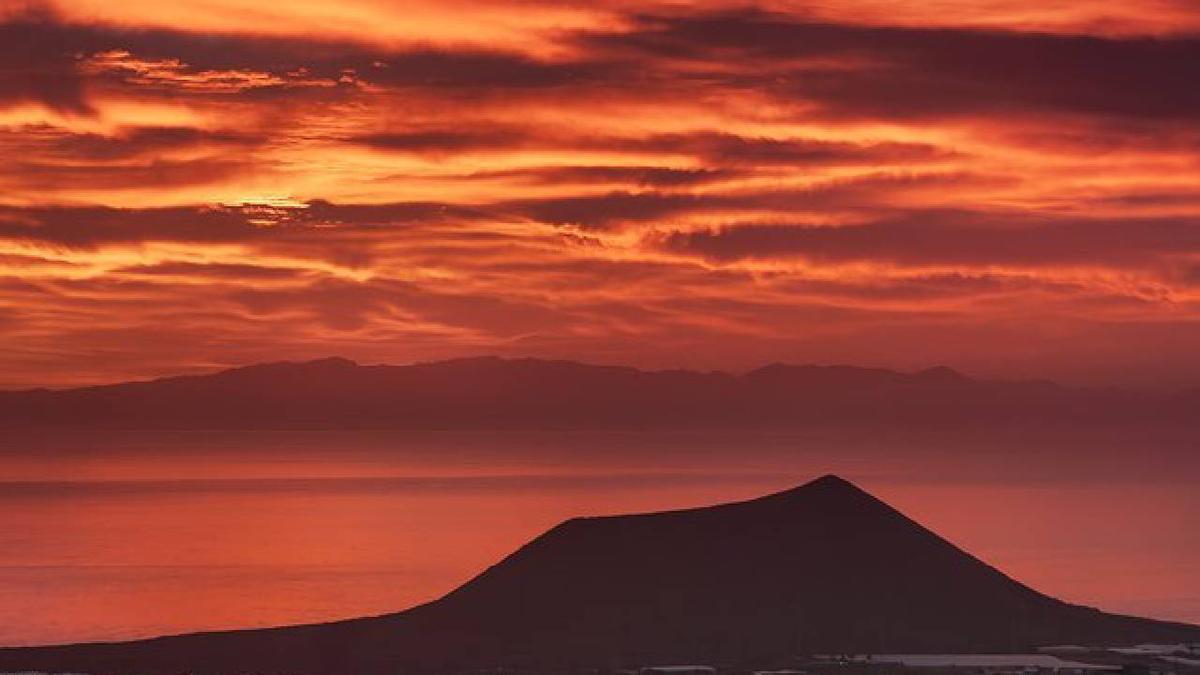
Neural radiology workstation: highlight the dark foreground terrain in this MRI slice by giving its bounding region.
[1,475,1197,674]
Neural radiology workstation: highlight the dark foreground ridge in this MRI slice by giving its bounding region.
[1,475,1197,674]
[2,356,1197,429]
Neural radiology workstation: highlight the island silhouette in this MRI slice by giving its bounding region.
[1,475,1196,674]
[1,356,1196,429]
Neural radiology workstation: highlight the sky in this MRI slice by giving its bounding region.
[3,0,1200,389]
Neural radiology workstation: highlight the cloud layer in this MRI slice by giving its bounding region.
[2,2,1199,387]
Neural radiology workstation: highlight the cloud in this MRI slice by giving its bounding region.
[2,4,1200,388]
[0,205,265,246]
[0,19,90,112]
[586,10,1200,120]
[364,50,623,90]
[81,49,338,94]
[352,128,534,152]
[655,210,1200,268]
[353,126,950,166]
[474,165,743,188]
[495,172,988,228]
[622,132,953,166]
[2,125,264,160]
[0,200,494,248]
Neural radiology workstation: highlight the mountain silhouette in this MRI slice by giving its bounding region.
[1,475,1196,674]
[0,356,1185,429]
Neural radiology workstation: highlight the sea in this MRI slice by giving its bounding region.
[1,427,1197,647]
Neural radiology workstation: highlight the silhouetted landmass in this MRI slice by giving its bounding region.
[0,356,1194,429]
[0,475,1196,674]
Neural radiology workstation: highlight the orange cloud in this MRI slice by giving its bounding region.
[2,3,1200,388]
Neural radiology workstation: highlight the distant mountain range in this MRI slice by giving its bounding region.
[1,356,1196,429]
[1,475,1196,674]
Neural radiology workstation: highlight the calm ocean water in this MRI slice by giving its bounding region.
[1,428,1197,646]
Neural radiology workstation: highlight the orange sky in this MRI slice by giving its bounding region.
[3,0,1200,388]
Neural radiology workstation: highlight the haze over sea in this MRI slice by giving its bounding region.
[1,427,1197,647]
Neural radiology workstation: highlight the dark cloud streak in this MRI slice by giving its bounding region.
[658,211,1200,268]
[586,10,1200,120]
